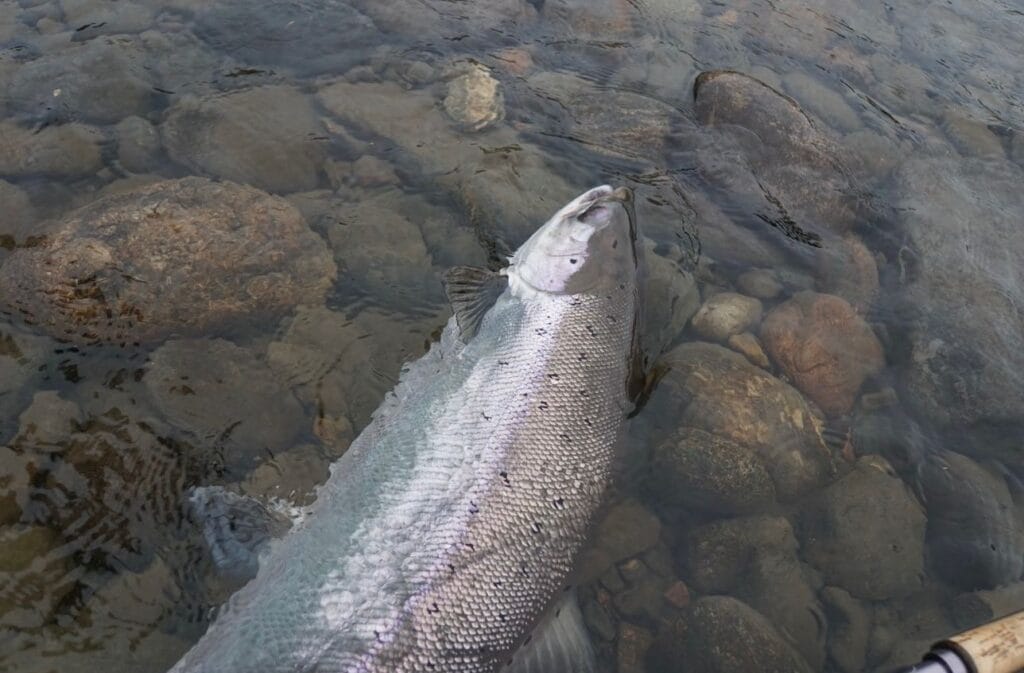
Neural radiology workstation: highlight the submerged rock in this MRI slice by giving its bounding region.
[694,69,859,238]
[822,586,872,673]
[0,121,103,179]
[799,456,926,600]
[651,427,775,515]
[641,242,700,358]
[761,291,884,417]
[894,158,1024,444]
[162,87,329,193]
[916,450,1024,590]
[690,292,762,342]
[0,177,335,344]
[661,342,833,500]
[443,63,504,132]
[144,338,306,476]
[683,596,813,673]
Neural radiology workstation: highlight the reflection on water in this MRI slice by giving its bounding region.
[1,0,1023,671]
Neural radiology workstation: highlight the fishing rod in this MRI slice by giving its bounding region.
[896,610,1024,673]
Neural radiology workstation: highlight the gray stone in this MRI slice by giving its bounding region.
[115,116,162,173]
[661,342,834,501]
[577,499,661,583]
[145,338,306,476]
[816,234,880,314]
[617,623,654,673]
[690,292,762,342]
[694,70,859,237]
[582,594,617,642]
[783,71,863,133]
[940,109,1007,159]
[0,178,334,344]
[0,179,36,242]
[917,450,1024,590]
[0,446,31,526]
[642,241,700,358]
[949,582,1024,631]
[842,129,903,181]
[683,596,813,673]
[0,121,103,178]
[7,36,158,124]
[736,269,782,300]
[14,391,84,451]
[240,444,331,506]
[61,0,156,36]
[822,586,872,673]
[894,159,1024,439]
[651,427,775,515]
[163,87,328,193]
[800,455,926,600]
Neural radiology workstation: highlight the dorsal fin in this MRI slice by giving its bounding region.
[442,265,508,341]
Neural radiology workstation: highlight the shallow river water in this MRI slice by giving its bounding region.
[1,0,1023,672]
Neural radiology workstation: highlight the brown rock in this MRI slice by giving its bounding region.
[727,332,769,368]
[617,623,655,673]
[690,292,763,342]
[661,342,833,500]
[663,580,691,609]
[0,121,103,179]
[761,291,884,417]
[0,178,335,344]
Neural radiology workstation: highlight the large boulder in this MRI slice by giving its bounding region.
[799,456,926,601]
[0,178,335,344]
[660,342,834,500]
[682,596,813,673]
[693,69,859,238]
[893,158,1024,449]
[162,87,329,193]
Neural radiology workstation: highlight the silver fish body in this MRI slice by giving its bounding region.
[171,185,640,673]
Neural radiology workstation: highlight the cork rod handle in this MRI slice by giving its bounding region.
[939,610,1024,673]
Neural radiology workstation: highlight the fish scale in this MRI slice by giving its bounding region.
[171,186,638,673]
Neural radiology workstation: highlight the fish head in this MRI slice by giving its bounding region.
[508,185,638,297]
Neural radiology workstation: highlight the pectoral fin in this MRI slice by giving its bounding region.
[505,590,596,673]
[442,265,508,341]
[188,486,292,582]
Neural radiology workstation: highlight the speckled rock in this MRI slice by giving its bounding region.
[115,116,162,173]
[144,338,306,476]
[685,515,826,668]
[0,524,73,626]
[822,586,872,673]
[0,121,103,178]
[761,292,884,417]
[950,582,1024,631]
[694,70,858,236]
[443,63,504,132]
[0,446,31,526]
[577,499,662,583]
[727,332,769,368]
[661,342,833,501]
[916,450,1024,590]
[163,87,328,193]
[6,36,158,124]
[0,177,335,344]
[683,596,813,673]
[690,292,762,342]
[736,268,782,300]
[651,427,775,515]
[61,0,156,35]
[800,456,926,600]
[240,444,331,506]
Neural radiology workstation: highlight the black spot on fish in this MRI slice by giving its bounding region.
[469,501,480,514]
[619,283,626,290]
[607,314,617,323]
[578,352,587,361]
[523,633,533,645]
[559,433,571,444]
[579,389,589,398]
[493,579,503,587]
[448,564,456,575]
[427,602,440,614]
[585,324,597,337]
[569,258,577,265]
[531,521,543,534]
[500,471,511,486]
[482,411,492,420]
[553,497,565,509]
[535,327,547,336]
[612,239,619,249]
[538,401,549,410]
[548,373,559,381]
[498,360,509,366]
[584,417,592,426]
[500,613,508,622]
